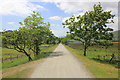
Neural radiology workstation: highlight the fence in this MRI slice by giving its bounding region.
[94,54,119,64]
[1,54,25,63]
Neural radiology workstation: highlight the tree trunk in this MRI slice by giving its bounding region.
[84,44,87,56]
[35,40,40,55]
[109,54,115,63]
[35,46,39,55]
[14,45,32,61]
[23,49,32,61]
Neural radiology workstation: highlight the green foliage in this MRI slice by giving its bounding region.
[98,40,113,49]
[18,11,53,56]
[2,11,56,61]
[60,34,73,45]
[61,38,68,45]
[63,3,115,56]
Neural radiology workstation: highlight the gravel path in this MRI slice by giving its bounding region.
[30,43,93,78]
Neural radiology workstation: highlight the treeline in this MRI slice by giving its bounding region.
[2,11,60,61]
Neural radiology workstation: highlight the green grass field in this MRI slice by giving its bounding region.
[2,44,58,69]
[68,42,119,65]
[64,43,119,78]
[2,44,51,59]
[2,48,25,59]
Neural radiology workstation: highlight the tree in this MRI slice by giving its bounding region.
[2,11,54,61]
[43,31,56,44]
[2,29,33,61]
[60,34,72,45]
[19,11,51,56]
[63,3,115,56]
[2,30,14,48]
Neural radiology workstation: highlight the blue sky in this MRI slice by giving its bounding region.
[1,0,118,37]
[1,1,71,37]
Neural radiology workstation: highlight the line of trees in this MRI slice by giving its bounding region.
[63,3,115,56]
[2,11,59,61]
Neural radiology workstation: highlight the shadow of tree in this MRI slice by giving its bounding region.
[48,51,64,58]
[92,58,120,69]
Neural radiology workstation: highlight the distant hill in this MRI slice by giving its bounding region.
[112,30,120,42]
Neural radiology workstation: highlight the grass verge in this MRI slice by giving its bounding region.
[4,68,32,78]
[2,44,58,78]
[2,44,58,69]
[64,45,119,78]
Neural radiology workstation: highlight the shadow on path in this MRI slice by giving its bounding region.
[48,51,64,58]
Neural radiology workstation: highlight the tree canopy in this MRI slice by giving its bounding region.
[2,11,57,61]
[63,3,115,56]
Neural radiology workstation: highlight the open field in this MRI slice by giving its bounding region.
[68,42,119,65]
[2,44,51,60]
[2,44,58,69]
[64,45,119,78]
[2,48,26,61]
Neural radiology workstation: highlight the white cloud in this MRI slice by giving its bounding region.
[40,0,119,3]
[51,29,62,37]
[62,12,84,23]
[45,1,118,31]
[56,2,93,13]
[40,0,118,15]
[50,23,69,37]
[62,17,70,22]
[49,16,62,20]
[56,2,118,15]
[73,12,84,17]
[51,29,68,37]
[0,0,45,15]
[49,16,75,23]
[49,16,71,22]
[7,22,15,25]
[49,11,87,23]
[51,24,60,27]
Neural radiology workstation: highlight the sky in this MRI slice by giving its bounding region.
[0,0,119,37]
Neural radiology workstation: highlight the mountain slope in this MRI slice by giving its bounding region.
[112,30,120,41]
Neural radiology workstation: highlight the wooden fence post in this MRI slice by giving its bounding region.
[2,58,3,63]
[17,55,18,59]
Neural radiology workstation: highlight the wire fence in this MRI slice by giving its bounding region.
[1,54,25,63]
[93,54,119,64]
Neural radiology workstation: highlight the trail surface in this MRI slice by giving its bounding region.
[31,44,93,78]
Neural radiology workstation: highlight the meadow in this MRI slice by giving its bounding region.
[68,42,119,65]
[64,42,119,78]
[2,44,58,69]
